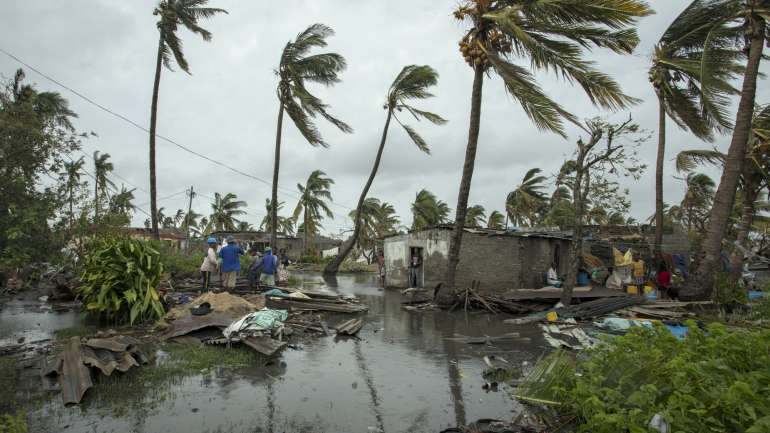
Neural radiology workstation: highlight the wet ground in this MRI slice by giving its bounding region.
[7,273,551,433]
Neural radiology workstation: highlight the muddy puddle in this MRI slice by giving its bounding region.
[10,273,552,433]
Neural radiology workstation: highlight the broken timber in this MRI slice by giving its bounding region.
[266,297,368,313]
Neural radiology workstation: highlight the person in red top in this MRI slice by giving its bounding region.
[657,263,674,298]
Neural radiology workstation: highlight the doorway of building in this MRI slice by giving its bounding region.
[409,247,424,288]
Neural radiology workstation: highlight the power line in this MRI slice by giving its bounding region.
[0,48,355,213]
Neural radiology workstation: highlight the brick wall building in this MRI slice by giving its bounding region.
[383,226,571,291]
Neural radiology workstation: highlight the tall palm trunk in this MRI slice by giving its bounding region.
[562,164,586,305]
[688,21,765,299]
[304,209,309,255]
[324,110,393,274]
[270,103,285,249]
[730,174,759,275]
[148,34,164,241]
[68,187,74,231]
[654,92,666,258]
[443,66,484,300]
[94,180,99,220]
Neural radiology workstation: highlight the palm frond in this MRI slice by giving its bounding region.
[675,148,725,172]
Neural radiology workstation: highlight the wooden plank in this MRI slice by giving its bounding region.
[502,287,626,301]
[266,298,368,313]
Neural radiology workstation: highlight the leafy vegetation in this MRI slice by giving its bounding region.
[516,323,770,433]
[78,238,165,324]
[294,170,335,254]
[0,413,27,433]
[411,189,451,230]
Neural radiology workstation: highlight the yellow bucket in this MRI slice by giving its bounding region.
[643,285,654,294]
[546,311,558,322]
[627,285,638,295]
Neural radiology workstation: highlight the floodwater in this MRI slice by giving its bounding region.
[21,273,552,433]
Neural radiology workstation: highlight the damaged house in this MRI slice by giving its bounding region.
[383,225,690,291]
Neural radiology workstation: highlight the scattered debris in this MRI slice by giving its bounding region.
[540,320,597,350]
[335,318,363,336]
[266,295,368,313]
[42,336,146,404]
[554,296,644,320]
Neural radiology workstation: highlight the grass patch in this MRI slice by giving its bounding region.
[0,412,27,433]
[52,325,99,340]
[84,342,263,415]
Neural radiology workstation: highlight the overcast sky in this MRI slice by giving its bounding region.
[2,1,769,236]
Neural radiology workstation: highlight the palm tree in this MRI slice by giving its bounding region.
[374,201,400,238]
[649,0,743,256]
[486,210,505,230]
[270,23,352,249]
[61,157,85,229]
[411,189,451,230]
[692,0,770,298]
[260,199,295,235]
[506,168,548,227]
[108,185,136,218]
[680,172,716,231]
[677,105,770,271]
[181,209,202,236]
[445,0,652,291]
[92,151,114,219]
[293,170,335,254]
[465,205,486,228]
[10,69,77,130]
[148,0,226,240]
[206,192,246,232]
[325,65,446,273]
[236,221,254,231]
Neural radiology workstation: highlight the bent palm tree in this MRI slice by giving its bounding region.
[649,0,743,255]
[270,23,352,249]
[93,151,114,219]
[506,168,548,227]
[445,0,652,291]
[148,0,226,239]
[677,104,770,271]
[260,199,295,235]
[486,210,505,230]
[206,192,246,232]
[293,170,335,254]
[325,65,446,273]
[411,189,451,230]
[108,185,136,217]
[692,0,770,298]
[465,205,486,228]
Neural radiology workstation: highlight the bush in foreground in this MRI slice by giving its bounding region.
[516,323,770,433]
[77,237,165,324]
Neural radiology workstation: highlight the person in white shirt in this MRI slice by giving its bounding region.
[200,237,219,290]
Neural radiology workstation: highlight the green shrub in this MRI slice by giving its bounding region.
[77,237,165,324]
[0,413,27,433]
[748,296,770,322]
[713,272,748,311]
[155,244,203,279]
[339,260,373,273]
[516,323,770,433]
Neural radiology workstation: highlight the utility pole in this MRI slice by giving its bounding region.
[185,185,194,252]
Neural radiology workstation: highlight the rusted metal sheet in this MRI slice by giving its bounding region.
[60,337,93,405]
[161,312,236,340]
[242,336,286,356]
[81,347,139,376]
[335,318,363,336]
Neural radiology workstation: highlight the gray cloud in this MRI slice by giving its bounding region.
[2,0,767,236]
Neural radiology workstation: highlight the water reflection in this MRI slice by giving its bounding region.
[32,272,549,433]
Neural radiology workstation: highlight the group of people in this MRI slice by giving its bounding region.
[199,235,287,291]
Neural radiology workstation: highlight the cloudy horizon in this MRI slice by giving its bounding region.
[2,0,768,237]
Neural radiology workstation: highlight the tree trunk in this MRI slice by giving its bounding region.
[94,178,99,220]
[304,211,309,255]
[149,34,164,241]
[730,176,758,275]
[443,66,484,300]
[562,165,586,306]
[654,92,666,258]
[686,21,765,299]
[271,103,285,249]
[324,110,393,274]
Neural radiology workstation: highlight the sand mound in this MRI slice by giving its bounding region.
[164,292,265,322]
